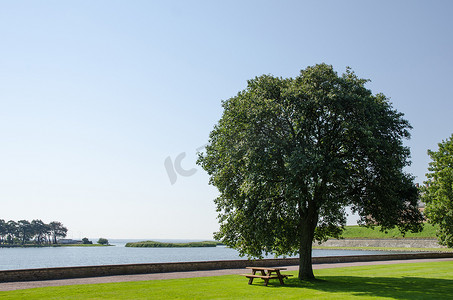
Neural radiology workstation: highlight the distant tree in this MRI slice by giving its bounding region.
[49,221,68,244]
[17,220,33,245]
[97,238,109,245]
[6,220,18,244]
[31,219,50,245]
[82,237,92,244]
[0,219,6,245]
[0,220,69,246]
[198,64,424,280]
[422,134,453,247]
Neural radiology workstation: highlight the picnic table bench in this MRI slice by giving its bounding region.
[241,267,293,286]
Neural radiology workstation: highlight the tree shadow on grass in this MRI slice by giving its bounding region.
[263,276,453,299]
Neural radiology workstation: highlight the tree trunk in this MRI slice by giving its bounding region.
[298,197,319,280]
[298,220,315,280]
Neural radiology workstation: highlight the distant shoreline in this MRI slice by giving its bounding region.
[125,241,222,248]
[0,244,111,248]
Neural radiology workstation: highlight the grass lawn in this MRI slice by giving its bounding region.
[312,246,453,252]
[341,224,438,239]
[1,261,453,299]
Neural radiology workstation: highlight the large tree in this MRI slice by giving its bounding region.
[198,64,423,280]
[0,219,6,245]
[31,219,50,245]
[49,221,68,244]
[422,134,453,247]
[17,220,33,245]
[6,220,18,244]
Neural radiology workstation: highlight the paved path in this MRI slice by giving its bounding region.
[1,258,452,291]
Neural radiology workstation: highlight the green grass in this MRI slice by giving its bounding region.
[125,241,221,247]
[313,246,453,252]
[341,223,438,239]
[1,261,453,299]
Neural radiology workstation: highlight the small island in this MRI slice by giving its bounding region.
[125,241,222,247]
[0,218,111,247]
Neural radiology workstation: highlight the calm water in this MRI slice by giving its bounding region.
[0,239,397,271]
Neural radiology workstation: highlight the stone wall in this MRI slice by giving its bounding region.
[2,252,453,283]
[317,239,442,248]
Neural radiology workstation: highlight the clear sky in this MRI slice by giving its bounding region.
[1,1,452,240]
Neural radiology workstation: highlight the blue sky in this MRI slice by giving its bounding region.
[1,1,452,239]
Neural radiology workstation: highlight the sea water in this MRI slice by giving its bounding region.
[0,239,397,271]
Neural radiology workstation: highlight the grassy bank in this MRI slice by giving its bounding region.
[341,223,438,239]
[313,246,453,252]
[125,241,221,248]
[1,261,452,299]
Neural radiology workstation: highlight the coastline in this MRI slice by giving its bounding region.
[2,252,453,283]
[0,244,111,248]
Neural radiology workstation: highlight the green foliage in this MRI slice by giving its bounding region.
[49,221,68,244]
[82,237,93,245]
[422,134,453,247]
[197,64,423,279]
[125,241,220,247]
[1,262,453,299]
[97,238,109,245]
[17,220,32,245]
[0,219,67,246]
[341,224,437,239]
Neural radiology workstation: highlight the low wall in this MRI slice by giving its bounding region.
[1,252,453,283]
[317,239,442,248]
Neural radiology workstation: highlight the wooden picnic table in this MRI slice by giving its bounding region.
[241,267,293,286]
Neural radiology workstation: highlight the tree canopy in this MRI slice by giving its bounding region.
[49,221,68,244]
[422,134,453,247]
[197,64,423,280]
[97,238,109,245]
[82,237,93,244]
[0,219,68,246]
